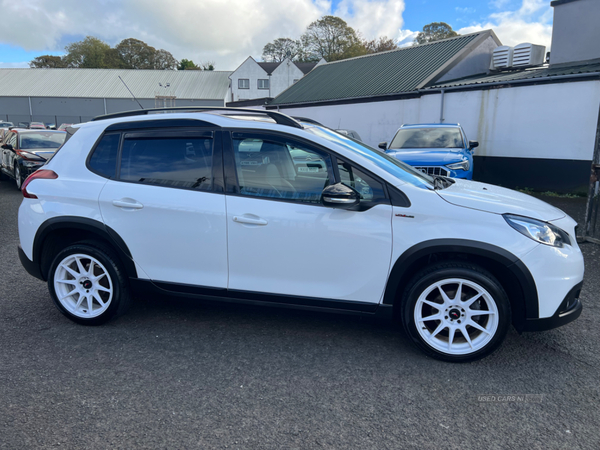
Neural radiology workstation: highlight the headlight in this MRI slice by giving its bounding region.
[503,214,571,247]
[447,160,470,171]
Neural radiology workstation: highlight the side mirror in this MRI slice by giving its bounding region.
[378,142,388,150]
[321,183,360,209]
[1,144,12,150]
[468,140,479,150]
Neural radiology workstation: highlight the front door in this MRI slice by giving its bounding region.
[224,131,393,306]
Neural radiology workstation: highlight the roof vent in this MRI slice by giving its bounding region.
[512,43,546,67]
[490,46,513,70]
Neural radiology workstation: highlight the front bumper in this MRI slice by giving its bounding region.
[20,161,45,177]
[523,281,583,332]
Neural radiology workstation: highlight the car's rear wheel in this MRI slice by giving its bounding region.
[402,261,510,362]
[48,242,131,325]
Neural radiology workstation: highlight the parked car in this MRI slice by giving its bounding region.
[0,121,14,129]
[0,129,66,189]
[380,123,478,180]
[29,122,46,130]
[17,122,30,128]
[17,108,583,362]
[57,123,74,131]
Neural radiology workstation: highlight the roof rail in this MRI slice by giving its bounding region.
[91,107,303,129]
[292,116,324,126]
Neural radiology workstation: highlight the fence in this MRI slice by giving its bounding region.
[2,114,93,128]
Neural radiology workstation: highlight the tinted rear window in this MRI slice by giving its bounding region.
[119,136,213,191]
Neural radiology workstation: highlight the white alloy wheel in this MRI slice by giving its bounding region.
[413,278,499,356]
[53,253,113,318]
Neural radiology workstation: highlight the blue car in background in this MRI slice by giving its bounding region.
[379,123,478,180]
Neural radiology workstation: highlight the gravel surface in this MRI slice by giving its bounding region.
[1,179,598,450]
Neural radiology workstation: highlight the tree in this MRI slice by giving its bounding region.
[178,59,200,70]
[115,38,157,69]
[301,16,365,62]
[364,36,398,54]
[414,22,459,45]
[29,55,67,68]
[63,36,112,68]
[153,49,178,70]
[262,38,302,62]
[200,61,215,71]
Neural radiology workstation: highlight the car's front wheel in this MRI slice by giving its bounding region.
[14,165,22,190]
[402,261,510,362]
[48,242,131,325]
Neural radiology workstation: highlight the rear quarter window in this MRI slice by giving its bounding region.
[88,133,120,178]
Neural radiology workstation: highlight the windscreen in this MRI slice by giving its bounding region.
[390,127,464,149]
[304,125,433,189]
[19,132,66,149]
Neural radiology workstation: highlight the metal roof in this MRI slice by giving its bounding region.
[428,61,600,89]
[270,31,494,106]
[257,62,280,75]
[257,61,319,75]
[0,68,232,100]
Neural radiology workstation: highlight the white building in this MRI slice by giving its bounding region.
[267,4,600,193]
[228,57,325,103]
[0,68,232,125]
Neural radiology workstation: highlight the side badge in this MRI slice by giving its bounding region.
[395,214,415,218]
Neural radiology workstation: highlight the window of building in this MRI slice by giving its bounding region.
[238,79,250,89]
[257,79,269,90]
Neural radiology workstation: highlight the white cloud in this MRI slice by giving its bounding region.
[0,0,331,69]
[455,7,476,14]
[0,0,417,69]
[335,0,406,40]
[397,29,419,47]
[458,0,552,48]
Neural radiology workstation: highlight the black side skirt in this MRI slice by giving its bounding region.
[130,278,387,317]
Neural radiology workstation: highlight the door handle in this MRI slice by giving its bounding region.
[233,215,268,225]
[112,199,144,210]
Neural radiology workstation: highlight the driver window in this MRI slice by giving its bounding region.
[337,161,386,203]
[232,134,333,203]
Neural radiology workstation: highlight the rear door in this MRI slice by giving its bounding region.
[97,126,228,289]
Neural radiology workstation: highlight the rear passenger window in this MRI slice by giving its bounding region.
[89,133,119,178]
[119,134,213,191]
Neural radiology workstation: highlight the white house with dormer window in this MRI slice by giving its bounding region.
[228,56,325,103]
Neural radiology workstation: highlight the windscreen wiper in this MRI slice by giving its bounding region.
[432,175,454,190]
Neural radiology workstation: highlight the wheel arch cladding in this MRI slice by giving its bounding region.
[34,216,137,281]
[384,239,538,332]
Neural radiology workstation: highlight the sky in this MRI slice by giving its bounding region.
[0,0,554,70]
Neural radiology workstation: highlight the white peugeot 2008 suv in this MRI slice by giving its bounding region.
[17,108,584,362]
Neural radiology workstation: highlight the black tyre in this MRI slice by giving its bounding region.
[14,165,22,190]
[47,242,131,325]
[401,261,511,362]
